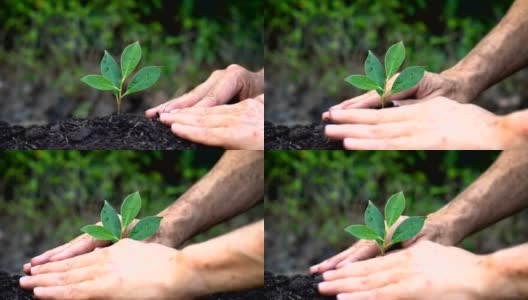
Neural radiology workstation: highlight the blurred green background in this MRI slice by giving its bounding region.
[265,0,526,124]
[0,0,263,125]
[0,150,263,273]
[265,151,528,274]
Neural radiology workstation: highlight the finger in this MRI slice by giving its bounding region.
[24,263,32,275]
[20,267,97,288]
[160,112,235,128]
[328,107,413,125]
[343,137,416,150]
[340,91,382,109]
[322,254,401,280]
[311,240,378,274]
[335,242,381,269]
[392,99,425,107]
[31,252,101,275]
[145,71,223,117]
[311,250,354,274]
[48,237,109,262]
[325,122,412,140]
[30,244,71,267]
[319,270,402,295]
[192,69,244,108]
[33,281,101,300]
[336,283,409,300]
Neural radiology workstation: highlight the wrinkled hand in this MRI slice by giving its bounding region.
[310,215,453,274]
[159,95,264,149]
[20,239,202,300]
[323,70,474,119]
[325,97,525,150]
[146,64,263,118]
[318,241,497,300]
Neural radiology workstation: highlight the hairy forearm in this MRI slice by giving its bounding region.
[429,150,528,244]
[183,220,264,295]
[155,151,264,247]
[443,0,528,101]
[486,242,528,298]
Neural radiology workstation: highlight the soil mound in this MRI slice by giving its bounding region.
[264,271,335,300]
[265,122,343,150]
[0,114,213,150]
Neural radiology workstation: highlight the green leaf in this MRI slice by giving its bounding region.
[376,87,384,97]
[128,216,162,241]
[344,225,381,241]
[391,66,425,94]
[124,66,161,96]
[344,75,380,91]
[81,225,118,242]
[385,191,405,228]
[364,200,385,238]
[121,192,142,231]
[101,51,121,88]
[100,200,121,239]
[391,216,425,244]
[121,41,142,80]
[80,75,118,91]
[364,51,385,87]
[385,41,405,79]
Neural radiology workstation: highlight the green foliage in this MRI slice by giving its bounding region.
[265,0,512,98]
[0,0,262,101]
[345,41,425,107]
[345,192,425,255]
[265,151,501,251]
[82,192,161,242]
[81,42,161,113]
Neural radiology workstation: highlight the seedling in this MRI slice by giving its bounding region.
[345,192,425,256]
[81,41,161,113]
[81,192,162,243]
[345,41,425,108]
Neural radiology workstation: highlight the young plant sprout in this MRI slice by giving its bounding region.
[345,191,425,256]
[81,41,161,113]
[345,41,425,108]
[81,192,162,243]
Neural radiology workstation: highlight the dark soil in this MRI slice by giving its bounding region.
[0,272,33,300]
[264,271,335,300]
[265,121,343,150]
[0,114,213,150]
[0,270,264,300]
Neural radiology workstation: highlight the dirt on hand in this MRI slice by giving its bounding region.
[0,114,215,150]
[265,121,343,150]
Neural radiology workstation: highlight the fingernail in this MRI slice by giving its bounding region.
[19,276,29,284]
[322,270,334,279]
[337,294,346,300]
[325,124,337,133]
[392,100,400,107]
[318,282,328,291]
[310,265,318,273]
[30,266,39,274]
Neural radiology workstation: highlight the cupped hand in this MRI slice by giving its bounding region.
[146,64,263,118]
[159,94,264,149]
[322,70,475,119]
[310,215,453,274]
[20,239,203,300]
[325,97,523,150]
[318,241,497,300]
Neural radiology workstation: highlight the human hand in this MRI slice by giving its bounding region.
[24,217,174,275]
[20,239,204,300]
[159,94,264,149]
[325,97,526,150]
[318,241,499,300]
[310,215,454,274]
[146,64,263,118]
[322,70,476,119]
